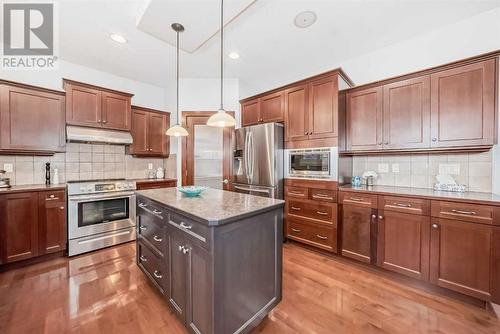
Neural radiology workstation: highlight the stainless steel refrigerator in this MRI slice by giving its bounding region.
[232,123,283,199]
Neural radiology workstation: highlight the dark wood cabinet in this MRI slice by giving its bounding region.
[346,86,383,151]
[430,218,493,300]
[0,83,65,154]
[341,204,376,263]
[0,192,39,264]
[383,76,430,149]
[377,211,430,280]
[38,191,66,255]
[128,106,170,157]
[241,98,261,126]
[308,75,338,140]
[241,92,284,127]
[168,230,188,322]
[136,179,177,190]
[430,59,496,148]
[64,80,132,131]
[284,84,309,142]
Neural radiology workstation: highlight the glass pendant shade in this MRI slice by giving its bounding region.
[207,109,236,127]
[165,123,189,137]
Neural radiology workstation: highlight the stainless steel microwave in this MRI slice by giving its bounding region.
[285,147,337,179]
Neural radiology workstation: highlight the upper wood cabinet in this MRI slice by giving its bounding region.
[346,86,383,151]
[241,91,284,127]
[284,84,309,142]
[344,57,498,153]
[430,59,496,148]
[308,75,339,140]
[128,106,170,157]
[0,83,65,154]
[64,80,132,131]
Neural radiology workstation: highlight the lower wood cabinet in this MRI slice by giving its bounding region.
[341,204,376,264]
[0,189,66,265]
[136,179,177,190]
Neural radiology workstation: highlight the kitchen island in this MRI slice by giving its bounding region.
[135,188,284,334]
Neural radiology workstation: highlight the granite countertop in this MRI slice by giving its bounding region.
[340,184,500,206]
[131,178,177,183]
[0,183,66,194]
[137,188,285,225]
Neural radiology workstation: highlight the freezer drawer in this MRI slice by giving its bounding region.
[232,183,279,199]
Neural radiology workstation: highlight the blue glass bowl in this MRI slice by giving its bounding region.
[177,186,208,197]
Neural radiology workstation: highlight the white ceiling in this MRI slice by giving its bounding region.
[59,0,500,92]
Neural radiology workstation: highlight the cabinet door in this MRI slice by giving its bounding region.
[346,87,383,151]
[341,204,376,263]
[430,59,496,148]
[169,231,188,323]
[130,108,149,155]
[38,194,66,255]
[101,91,131,131]
[308,75,338,140]
[65,83,102,127]
[260,91,284,123]
[186,243,213,334]
[430,218,492,300]
[241,98,260,126]
[284,84,309,142]
[149,112,169,156]
[383,76,430,149]
[377,211,430,280]
[0,192,38,264]
[0,85,65,152]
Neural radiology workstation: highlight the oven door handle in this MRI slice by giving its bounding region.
[69,192,136,202]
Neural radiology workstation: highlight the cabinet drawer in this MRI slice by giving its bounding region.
[340,192,377,208]
[286,186,308,199]
[431,201,494,225]
[138,214,166,255]
[379,196,430,216]
[287,218,336,252]
[310,189,337,203]
[42,190,65,202]
[137,241,167,293]
[169,212,211,250]
[288,199,336,224]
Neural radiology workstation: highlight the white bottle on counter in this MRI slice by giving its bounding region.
[53,168,59,184]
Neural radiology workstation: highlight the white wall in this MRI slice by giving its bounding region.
[0,59,170,111]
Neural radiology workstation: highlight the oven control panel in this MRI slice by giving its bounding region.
[67,180,137,195]
[95,184,116,192]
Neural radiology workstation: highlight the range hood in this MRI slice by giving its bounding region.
[66,126,133,145]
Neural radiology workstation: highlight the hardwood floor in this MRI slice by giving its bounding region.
[1,242,499,334]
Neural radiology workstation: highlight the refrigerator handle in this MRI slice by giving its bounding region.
[249,131,255,183]
[244,131,250,183]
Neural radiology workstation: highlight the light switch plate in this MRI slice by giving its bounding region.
[3,163,13,173]
[148,163,153,170]
[378,163,389,173]
[392,164,400,173]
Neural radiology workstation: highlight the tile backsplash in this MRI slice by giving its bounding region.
[0,143,177,185]
[352,151,492,192]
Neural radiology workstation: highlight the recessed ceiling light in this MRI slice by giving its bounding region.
[110,33,127,44]
[228,52,240,59]
[294,11,317,28]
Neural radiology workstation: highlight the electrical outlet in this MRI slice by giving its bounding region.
[148,163,153,170]
[3,163,13,173]
[378,163,389,173]
[392,163,400,173]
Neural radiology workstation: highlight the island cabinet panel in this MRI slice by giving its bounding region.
[346,86,383,151]
[308,75,338,140]
[429,218,493,300]
[260,91,284,123]
[101,91,131,131]
[377,211,430,280]
[0,84,66,153]
[38,191,66,255]
[382,76,431,149]
[0,192,39,264]
[430,59,496,148]
[241,98,260,126]
[137,241,168,294]
[129,106,170,157]
[284,84,309,142]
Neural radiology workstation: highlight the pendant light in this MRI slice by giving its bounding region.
[207,0,236,127]
[166,23,189,137]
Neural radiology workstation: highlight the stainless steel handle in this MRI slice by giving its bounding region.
[97,119,101,123]
[349,197,364,202]
[249,131,255,181]
[313,193,331,198]
[182,246,190,254]
[304,132,308,135]
[70,192,135,202]
[233,185,270,194]
[140,255,147,262]
[178,245,184,252]
[291,228,301,233]
[378,215,383,220]
[139,203,148,208]
[371,214,377,219]
[152,209,162,215]
[316,211,329,216]
[244,131,250,182]
[432,138,437,142]
[316,234,328,240]
[222,179,229,184]
[289,191,305,196]
[153,270,163,279]
[139,225,147,231]
[60,206,65,210]
[291,206,301,211]
[394,203,411,207]
[432,223,439,229]
[451,209,477,215]
[102,120,107,124]
[46,195,59,201]
[153,235,162,242]
[180,222,192,230]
